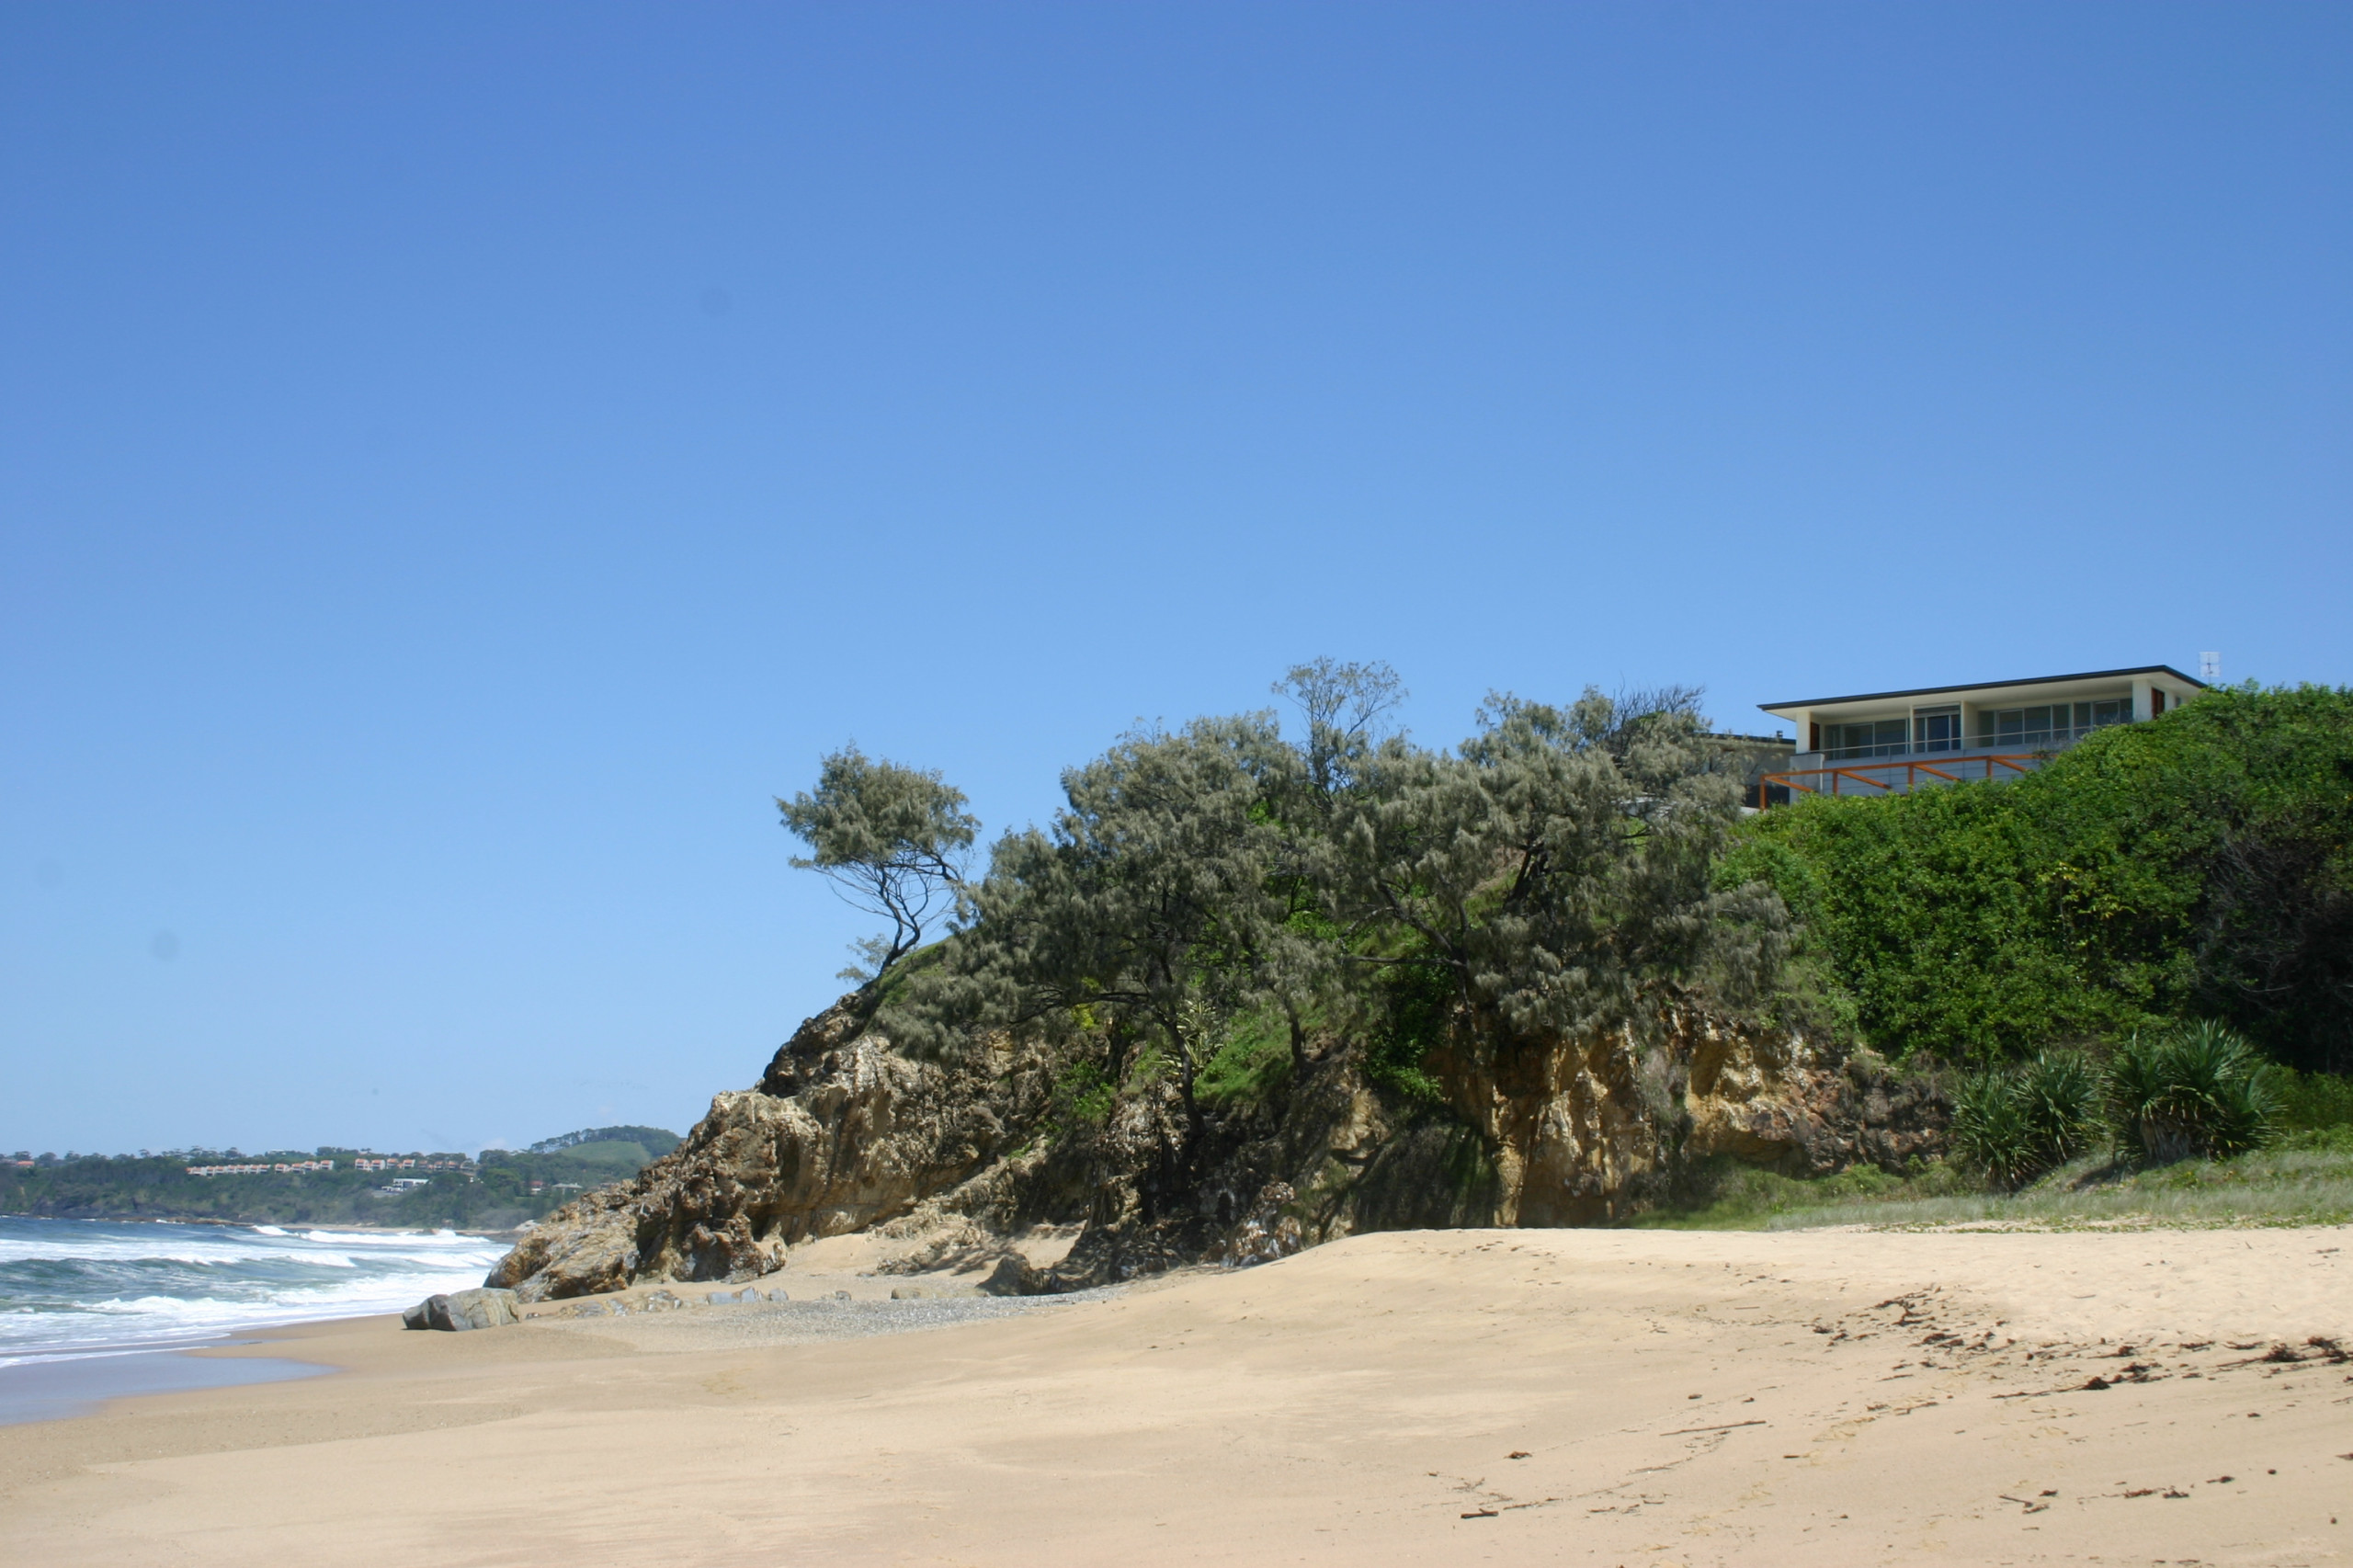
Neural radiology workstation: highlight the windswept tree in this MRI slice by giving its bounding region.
[1275,656,1407,807]
[884,715,1316,1142]
[778,745,979,983]
[878,665,1791,1157]
[1570,682,1709,763]
[1329,687,1784,1045]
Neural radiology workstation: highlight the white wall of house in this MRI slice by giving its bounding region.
[1761,667,2204,764]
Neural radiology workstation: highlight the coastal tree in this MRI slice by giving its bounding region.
[778,745,979,983]
[883,715,1319,1145]
[1275,656,1407,809]
[878,665,1790,1145]
[1325,687,1785,1047]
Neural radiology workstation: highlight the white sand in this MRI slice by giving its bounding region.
[4,1225,2350,1565]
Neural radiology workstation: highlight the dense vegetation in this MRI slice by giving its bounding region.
[1946,1022,2280,1191]
[1639,1132,2353,1232]
[0,1128,679,1228]
[800,662,1783,1160]
[1641,1039,2353,1232]
[794,671,2351,1215]
[1722,684,2353,1072]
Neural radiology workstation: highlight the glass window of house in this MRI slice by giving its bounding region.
[1978,700,2139,749]
[1912,705,1961,752]
[1984,706,2057,745]
[1824,718,1909,759]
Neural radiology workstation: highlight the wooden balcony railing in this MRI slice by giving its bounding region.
[1757,752,2041,807]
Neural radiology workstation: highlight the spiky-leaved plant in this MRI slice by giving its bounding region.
[1949,1049,2102,1189]
[2109,1020,2279,1163]
[2015,1049,2102,1165]
[1949,1072,2043,1190]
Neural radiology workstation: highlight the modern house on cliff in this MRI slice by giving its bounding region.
[1754,665,2207,803]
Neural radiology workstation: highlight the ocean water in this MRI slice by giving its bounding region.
[0,1215,510,1367]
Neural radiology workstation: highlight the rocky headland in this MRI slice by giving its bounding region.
[488,994,1946,1301]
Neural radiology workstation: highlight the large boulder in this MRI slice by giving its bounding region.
[403,1287,521,1332]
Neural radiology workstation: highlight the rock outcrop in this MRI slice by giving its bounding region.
[403,1286,521,1331]
[490,992,1945,1301]
[1436,1004,1945,1227]
[489,999,1056,1300]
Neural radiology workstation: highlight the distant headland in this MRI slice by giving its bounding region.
[0,1126,681,1231]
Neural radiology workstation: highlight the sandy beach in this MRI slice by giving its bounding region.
[5,1225,2350,1566]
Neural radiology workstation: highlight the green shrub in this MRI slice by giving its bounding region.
[1196,1012,1291,1107]
[1365,961,1451,1105]
[1948,1048,2100,1189]
[2277,1124,2353,1155]
[1948,1072,2045,1189]
[2108,1020,2279,1163]
[1050,1061,1116,1128]
[2016,1049,2103,1164]
[1634,1153,1976,1228]
[1735,685,2353,1069]
[2274,1068,2353,1135]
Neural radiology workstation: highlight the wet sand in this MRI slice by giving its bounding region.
[3,1226,2349,1566]
[0,1346,327,1426]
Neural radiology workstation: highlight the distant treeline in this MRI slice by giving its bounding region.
[525,1124,680,1155]
[0,1128,680,1228]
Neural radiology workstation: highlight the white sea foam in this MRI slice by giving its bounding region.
[0,1218,507,1365]
[301,1228,478,1248]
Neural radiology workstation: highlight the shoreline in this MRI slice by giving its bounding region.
[0,1211,531,1238]
[0,1216,514,1414]
[4,1224,2348,1564]
[0,1339,332,1426]
[0,1242,1097,1430]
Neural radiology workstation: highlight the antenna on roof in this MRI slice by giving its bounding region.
[2199,651,2221,682]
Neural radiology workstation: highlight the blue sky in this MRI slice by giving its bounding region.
[5,3,2347,1155]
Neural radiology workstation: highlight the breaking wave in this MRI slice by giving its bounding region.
[0,1217,506,1366]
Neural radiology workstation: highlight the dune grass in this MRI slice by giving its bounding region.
[1634,1129,2353,1233]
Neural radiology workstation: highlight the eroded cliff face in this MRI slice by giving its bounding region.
[489,1000,1056,1300]
[1032,1004,1946,1288]
[1434,1006,1944,1229]
[489,994,1944,1301]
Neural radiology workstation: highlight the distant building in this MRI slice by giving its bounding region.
[1756,665,2206,802]
[187,1160,335,1176]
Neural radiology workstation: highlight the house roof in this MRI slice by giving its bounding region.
[1759,665,2205,714]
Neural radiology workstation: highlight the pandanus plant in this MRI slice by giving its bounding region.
[1949,1049,2103,1190]
[2108,1020,2279,1164]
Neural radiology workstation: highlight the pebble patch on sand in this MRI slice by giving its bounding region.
[523,1288,1128,1349]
